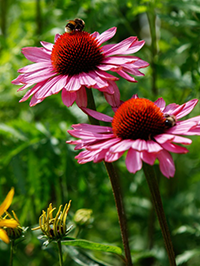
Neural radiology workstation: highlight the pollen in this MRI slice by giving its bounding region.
[51,31,104,76]
[112,98,166,140]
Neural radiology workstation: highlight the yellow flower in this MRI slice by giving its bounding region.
[32,201,72,241]
[0,188,19,243]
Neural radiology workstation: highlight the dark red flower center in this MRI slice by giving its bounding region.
[51,31,104,76]
[112,98,167,140]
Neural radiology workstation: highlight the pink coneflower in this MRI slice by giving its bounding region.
[67,95,200,178]
[12,26,149,107]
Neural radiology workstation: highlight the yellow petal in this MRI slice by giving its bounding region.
[0,229,9,244]
[0,188,14,216]
[0,219,18,228]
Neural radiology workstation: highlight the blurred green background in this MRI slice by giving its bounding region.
[0,0,200,265]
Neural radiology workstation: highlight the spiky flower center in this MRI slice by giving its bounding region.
[112,98,167,140]
[51,31,104,76]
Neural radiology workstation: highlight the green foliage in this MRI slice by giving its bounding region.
[0,0,200,265]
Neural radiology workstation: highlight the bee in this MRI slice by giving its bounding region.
[164,114,177,128]
[65,18,85,34]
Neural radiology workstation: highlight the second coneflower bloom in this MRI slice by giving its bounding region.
[12,22,148,108]
[67,95,200,178]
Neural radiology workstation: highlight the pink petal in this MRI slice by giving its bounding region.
[29,94,43,106]
[129,58,149,68]
[146,140,162,153]
[163,103,179,114]
[103,56,138,65]
[154,134,174,144]
[103,81,121,108]
[93,150,108,163]
[175,99,198,119]
[81,107,113,123]
[122,66,145,76]
[167,121,197,134]
[109,139,133,153]
[22,47,51,62]
[161,142,189,154]
[157,150,175,178]
[18,62,52,73]
[61,89,76,107]
[116,70,137,82]
[131,139,148,151]
[79,73,97,87]
[54,34,60,42]
[40,41,54,51]
[123,40,145,54]
[19,81,47,102]
[88,138,120,151]
[90,31,100,39]
[94,69,119,81]
[76,86,87,108]
[172,135,192,144]
[103,36,137,56]
[65,75,81,91]
[154,97,166,110]
[105,151,124,162]
[70,124,113,134]
[141,151,157,165]
[96,27,117,45]
[34,75,66,99]
[16,69,54,85]
[125,148,142,173]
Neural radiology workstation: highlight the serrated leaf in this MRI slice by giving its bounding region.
[62,239,122,256]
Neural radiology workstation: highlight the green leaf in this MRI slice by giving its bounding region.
[62,239,122,256]
[176,249,200,265]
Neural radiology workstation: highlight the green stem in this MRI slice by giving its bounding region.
[9,240,14,266]
[104,162,132,266]
[143,163,176,266]
[86,88,132,266]
[147,9,158,97]
[57,240,63,266]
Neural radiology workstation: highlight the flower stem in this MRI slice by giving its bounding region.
[57,240,63,266]
[86,88,132,266]
[9,240,14,266]
[143,163,176,266]
[104,162,132,266]
[147,9,158,97]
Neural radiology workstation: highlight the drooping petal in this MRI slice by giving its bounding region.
[125,148,142,173]
[61,89,76,107]
[157,150,175,178]
[76,86,87,108]
[141,151,157,165]
[103,81,121,108]
[161,142,189,154]
[81,107,113,122]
